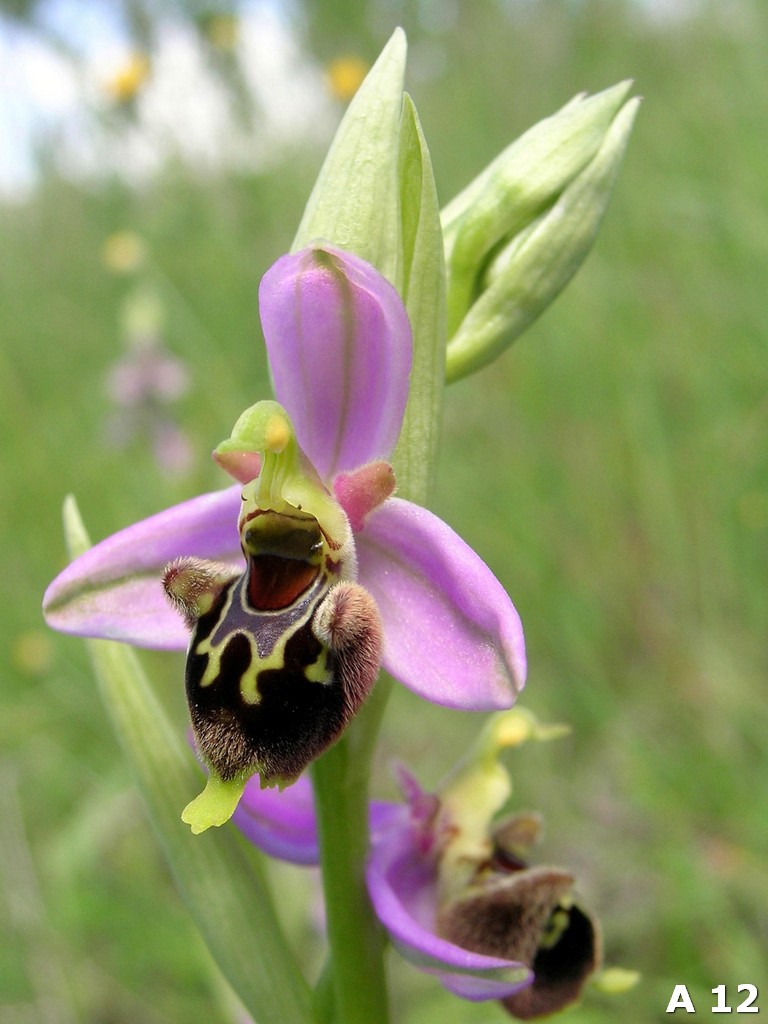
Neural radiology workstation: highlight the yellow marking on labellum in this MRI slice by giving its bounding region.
[237,638,331,704]
[540,905,572,950]
[238,634,292,705]
[195,592,218,616]
[193,569,334,705]
[193,582,237,683]
[304,646,330,684]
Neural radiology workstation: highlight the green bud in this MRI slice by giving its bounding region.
[442,82,640,381]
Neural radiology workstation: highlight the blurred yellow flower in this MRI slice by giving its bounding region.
[104,52,150,103]
[326,55,368,102]
[102,231,146,273]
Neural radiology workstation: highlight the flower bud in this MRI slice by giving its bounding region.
[442,82,639,381]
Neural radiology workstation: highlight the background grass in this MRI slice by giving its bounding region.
[2,1,766,1021]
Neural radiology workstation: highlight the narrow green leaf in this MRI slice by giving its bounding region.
[292,28,406,282]
[62,495,313,1024]
[392,94,447,505]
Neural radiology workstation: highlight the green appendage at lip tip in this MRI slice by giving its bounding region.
[181,772,248,834]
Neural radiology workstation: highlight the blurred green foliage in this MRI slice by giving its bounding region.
[2,1,766,1021]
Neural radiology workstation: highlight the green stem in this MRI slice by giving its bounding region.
[311,679,393,1024]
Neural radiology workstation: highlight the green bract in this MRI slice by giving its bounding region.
[442,82,640,381]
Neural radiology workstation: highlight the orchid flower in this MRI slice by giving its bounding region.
[44,244,526,830]
[232,709,601,1020]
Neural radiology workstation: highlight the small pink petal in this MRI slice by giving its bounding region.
[333,461,396,532]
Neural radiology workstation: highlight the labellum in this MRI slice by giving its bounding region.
[163,401,383,832]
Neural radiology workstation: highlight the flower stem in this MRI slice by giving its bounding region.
[311,680,393,1024]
